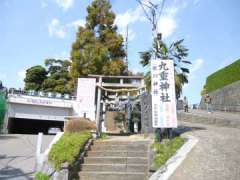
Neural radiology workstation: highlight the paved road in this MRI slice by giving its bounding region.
[0,134,54,180]
[184,109,240,121]
[170,121,240,180]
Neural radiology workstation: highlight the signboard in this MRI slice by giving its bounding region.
[76,78,96,120]
[151,59,177,128]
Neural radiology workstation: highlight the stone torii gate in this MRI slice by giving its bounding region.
[87,75,146,135]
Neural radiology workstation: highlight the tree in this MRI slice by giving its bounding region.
[70,0,127,88]
[139,37,190,99]
[24,65,47,91]
[24,59,72,94]
[42,59,71,94]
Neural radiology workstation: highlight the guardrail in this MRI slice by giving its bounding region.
[8,89,76,100]
[35,132,64,171]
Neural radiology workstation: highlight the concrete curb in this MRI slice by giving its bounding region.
[149,135,199,180]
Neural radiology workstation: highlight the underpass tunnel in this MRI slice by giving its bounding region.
[8,118,64,134]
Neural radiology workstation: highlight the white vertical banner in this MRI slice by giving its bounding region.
[151,59,177,128]
[75,78,96,120]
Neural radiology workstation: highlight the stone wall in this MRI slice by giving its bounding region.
[200,80,240,112]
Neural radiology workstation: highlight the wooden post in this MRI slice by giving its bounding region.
[96,77,102,136]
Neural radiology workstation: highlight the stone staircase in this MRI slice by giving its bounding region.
[79,139,150,180]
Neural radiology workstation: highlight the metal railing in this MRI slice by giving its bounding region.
[8,89,76,100]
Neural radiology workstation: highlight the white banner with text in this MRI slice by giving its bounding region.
[151,59,177,128]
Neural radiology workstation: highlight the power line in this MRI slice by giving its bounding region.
[136,0,166,35]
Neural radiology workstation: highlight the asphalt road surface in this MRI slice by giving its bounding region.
[170,121,240,180]
[0,134,54,180]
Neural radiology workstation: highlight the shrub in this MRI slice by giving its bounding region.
[204,59,240,93]
[99,132,108,139]
[152,137,184,168]
[64,118,96,133]
[35,172,50,180]
[48,132,92,170]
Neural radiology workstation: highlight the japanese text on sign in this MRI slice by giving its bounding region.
[151,59,177,128]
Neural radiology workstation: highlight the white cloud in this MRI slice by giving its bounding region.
[115,6,144,41]
[191,58,204,73]
[157,15,177,39]
[115,0,189,41]
[55,0,74,11]
[115,6,144,29]
[156,4,181,39]
[48,18,66,39]
[18,70,26,81]
[68,19,85,29]
[48,18,86,39]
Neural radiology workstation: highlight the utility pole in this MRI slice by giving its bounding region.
[136,0,165,39]
[125,25,129,73]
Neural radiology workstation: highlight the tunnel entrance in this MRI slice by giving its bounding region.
[8,118,64,134]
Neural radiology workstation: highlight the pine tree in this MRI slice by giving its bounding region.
[70,0,126,88]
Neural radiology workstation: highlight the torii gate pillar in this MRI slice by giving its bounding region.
[96,76,102,136]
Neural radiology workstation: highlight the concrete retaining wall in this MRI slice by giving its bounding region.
[200,80,240,112]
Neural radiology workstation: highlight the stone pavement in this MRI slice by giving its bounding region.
[170,121,240,180]
[0,134,54,180]
[185,109,240,120]
[178,109,240,128]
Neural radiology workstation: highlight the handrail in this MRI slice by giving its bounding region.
[8,89,76,100]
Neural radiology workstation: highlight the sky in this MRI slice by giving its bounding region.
[1,0,240,104]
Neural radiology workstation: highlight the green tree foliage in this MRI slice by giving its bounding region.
[203,59,240,93]
[24,65,47,91]
[70,0,127,88]
[24,59,71,94]
[139,37,190,99]
[42,59,71,94]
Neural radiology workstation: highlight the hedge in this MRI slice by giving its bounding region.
[48,132,92,170]
[0,92,6,129]
[204,59,240,93]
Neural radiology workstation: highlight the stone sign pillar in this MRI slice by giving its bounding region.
[140,93,154,134]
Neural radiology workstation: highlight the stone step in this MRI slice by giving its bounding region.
[87,151,147,157]
[84,157,148,164]
[91,145,148,151]
[94,141,149,146]
[79,171,147,180]
[81,164,148,172]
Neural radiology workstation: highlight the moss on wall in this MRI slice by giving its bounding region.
[204,59,240,93]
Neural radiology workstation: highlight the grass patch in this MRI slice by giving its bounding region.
[152,137,185,168]
[48,132,92,170]
[35,172,50,180]
[99,132,108,139]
